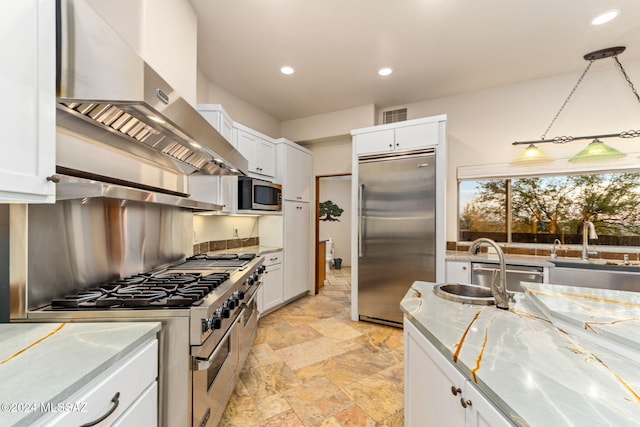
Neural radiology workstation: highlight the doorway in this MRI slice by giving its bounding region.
[315,174,351,294]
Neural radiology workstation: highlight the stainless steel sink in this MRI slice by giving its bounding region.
[433,283,496,305]
[550,259,640,272]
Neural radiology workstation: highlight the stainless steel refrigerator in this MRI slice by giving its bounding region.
[357,150,436,326]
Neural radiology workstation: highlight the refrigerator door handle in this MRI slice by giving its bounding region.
[359,183,364,257]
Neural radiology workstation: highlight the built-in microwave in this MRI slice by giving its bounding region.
[238,177,282,211]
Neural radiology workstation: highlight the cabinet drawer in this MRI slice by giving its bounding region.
[42,339,158,427]
[112,382,158,427]
[263,251,283,267]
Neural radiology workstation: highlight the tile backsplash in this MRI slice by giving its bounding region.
[193,237,259,254]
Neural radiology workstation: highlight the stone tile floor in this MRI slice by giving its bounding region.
[220,267,405,426]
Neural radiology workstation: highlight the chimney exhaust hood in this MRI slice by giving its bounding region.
[56,0,248,176]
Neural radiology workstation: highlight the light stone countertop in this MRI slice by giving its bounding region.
[401,282,640,426]
[0,322,161,427]
[211,245,282,256]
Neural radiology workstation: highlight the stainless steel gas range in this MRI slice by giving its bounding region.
[27,252,264,427]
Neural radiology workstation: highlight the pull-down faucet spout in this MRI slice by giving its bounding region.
[468,238,509,310]
[582,221,598,261]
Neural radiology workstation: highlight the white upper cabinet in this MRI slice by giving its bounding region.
[276,139,312,202]
[0,1,56,203]
[353,117,443,156]
[197,104,234,144]
[234,123,276,178]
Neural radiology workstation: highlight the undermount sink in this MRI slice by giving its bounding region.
[550,259,640,273]
[433,283,496,305]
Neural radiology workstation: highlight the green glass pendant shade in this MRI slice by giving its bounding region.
[511,144,552,165]
[568,139,627,163]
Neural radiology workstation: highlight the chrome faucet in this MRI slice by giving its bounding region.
[551,239,561,259]
[581,221,598,261]
[468,238,509,310]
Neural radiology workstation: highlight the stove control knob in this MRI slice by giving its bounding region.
[211,316,222,330]
[201,319,210,333]
[221,307,231,318]
[247,276,255,286]
[258,265,266,274]
[226,299,236,310]
[234,290,245,300]
[231,296,240,306]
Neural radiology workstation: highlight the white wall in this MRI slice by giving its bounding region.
[87,0,198,105]
[141,0,197,105]
[319,178,352,267]
[281,104,375,142]
[302,135,352,176]
[197,70,281,138]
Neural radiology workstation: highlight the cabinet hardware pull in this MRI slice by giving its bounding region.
[80,392,120,426]
[450,386,462,396]
[460,398,472,409]
[389,144,393,148]
[46,175,61,183]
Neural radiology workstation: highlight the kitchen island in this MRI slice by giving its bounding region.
[401,282,640,426]
[0,322,161,427]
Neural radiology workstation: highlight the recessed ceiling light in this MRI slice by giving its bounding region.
[591,9,619,26]
[280,66,295,75]
[378,67,393,77]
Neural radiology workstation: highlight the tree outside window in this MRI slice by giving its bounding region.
[459,172,640,246]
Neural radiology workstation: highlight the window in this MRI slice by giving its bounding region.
[459,172,640,246]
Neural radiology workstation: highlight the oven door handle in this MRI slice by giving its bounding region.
[194,315,240,371]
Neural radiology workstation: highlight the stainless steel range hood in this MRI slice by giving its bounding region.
[56,0,247,176]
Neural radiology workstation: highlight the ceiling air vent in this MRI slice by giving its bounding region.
[382,108,408,124]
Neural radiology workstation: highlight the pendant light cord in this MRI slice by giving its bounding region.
[614,56,640,105]
[540,61,594,141]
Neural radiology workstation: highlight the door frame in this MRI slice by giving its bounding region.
[314,173,351,294]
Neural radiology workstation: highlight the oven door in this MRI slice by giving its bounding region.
[192,315,240,427]
[238,290,259,368]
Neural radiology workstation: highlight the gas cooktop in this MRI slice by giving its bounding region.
[48,271,231,310]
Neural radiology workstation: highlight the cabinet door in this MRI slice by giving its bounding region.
[283,202,310,299]
[257,139,275,177]
[236,130,259,174]
[261,261,283,312]
[446,261,471,284]
[282,145,311,202]
[220,113,234,144]
[353,129,395,155]
[464,383,512,427]
[0,0,56,203]
[404,318,466,427]
[395,122,439,151]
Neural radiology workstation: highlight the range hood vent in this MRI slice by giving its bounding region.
[56,0,248,176]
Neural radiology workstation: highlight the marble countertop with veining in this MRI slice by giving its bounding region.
[401,282,640,426]
[0,322,161,427]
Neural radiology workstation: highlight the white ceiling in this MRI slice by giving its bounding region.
[191,0,640,122]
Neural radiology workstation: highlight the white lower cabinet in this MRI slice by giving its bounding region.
[283,201,311,300]
[446,260,471,284]
[404,318,512,427]
[38,339,158,427]
[259,251,284,314]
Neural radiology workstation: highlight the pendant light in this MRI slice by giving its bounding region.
[510,143,552,165]
[512,46,640,164]
[568,138,627,163]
